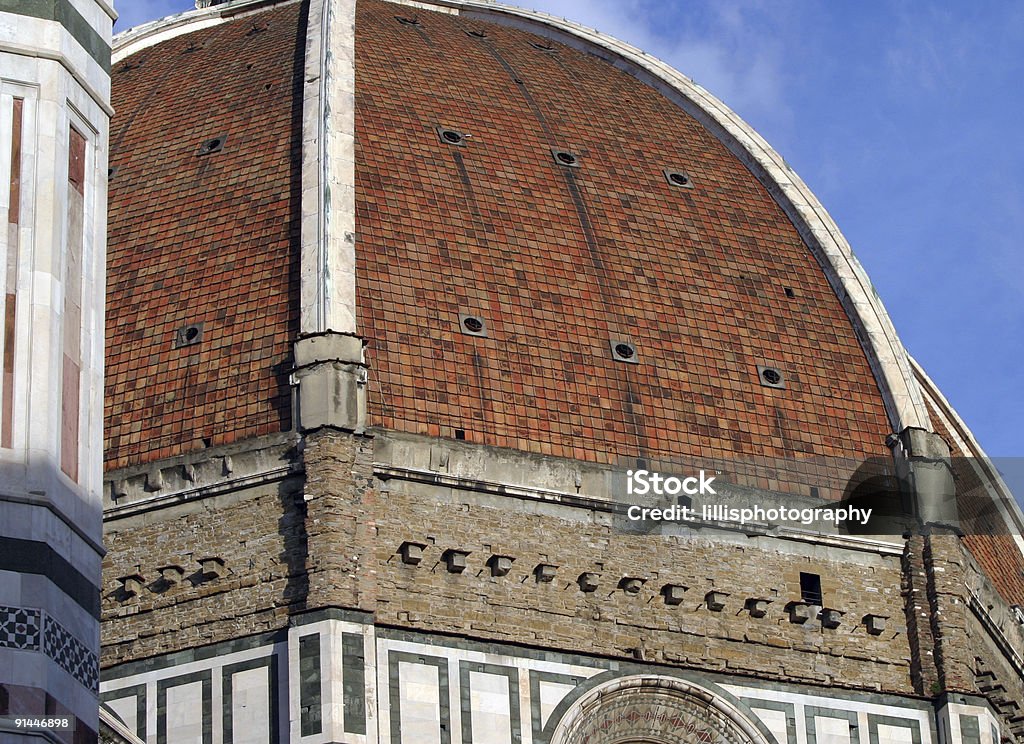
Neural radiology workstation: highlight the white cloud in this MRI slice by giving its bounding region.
[525,0,794,128]
[883,6,968,94]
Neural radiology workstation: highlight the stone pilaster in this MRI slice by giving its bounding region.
[292,333,367,434]
[892,427,957,527]
[903,532,941,696]
[301,430,377,613]
[923,529,978,694]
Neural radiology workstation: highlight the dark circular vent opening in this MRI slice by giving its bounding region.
[664,169,693,188]
[198,136,226,156]
[463,316,484,333]
[437,127,467,147]
[467,30,488,38]
[176,322,204,348]
[761,367,782,385]
[396,16,421,26]
[614,343,635,359]
[552,149,580,167]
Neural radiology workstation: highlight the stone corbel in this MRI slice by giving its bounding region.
[890,427,957,527]
[292,333,367,433]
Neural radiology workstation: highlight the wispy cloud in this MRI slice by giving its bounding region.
[883,6,974,94]
[525,0,796,129]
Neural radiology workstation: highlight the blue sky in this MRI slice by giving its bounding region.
[115,1,1023,459]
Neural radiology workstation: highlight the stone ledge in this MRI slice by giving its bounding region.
[103,432,300,519]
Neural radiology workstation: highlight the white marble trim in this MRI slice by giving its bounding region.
[299,0,358,335]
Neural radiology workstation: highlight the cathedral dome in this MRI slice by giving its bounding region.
[107,0,903,468]
[90,2,1024,740]
[106,0,1023,599]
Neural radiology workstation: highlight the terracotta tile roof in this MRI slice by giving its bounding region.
[106,0,896,498]
[102,0,1023,638]
[354,0,892,493]
[105,3,304,469]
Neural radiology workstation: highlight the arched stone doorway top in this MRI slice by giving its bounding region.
[548,674,774,744]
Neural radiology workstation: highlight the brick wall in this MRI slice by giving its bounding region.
[101,483,306,667]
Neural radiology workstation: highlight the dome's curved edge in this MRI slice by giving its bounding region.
[111,0,298,60]
[112,0,930,437]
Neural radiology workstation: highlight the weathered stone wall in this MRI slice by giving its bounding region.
[904,525,1024,740]
[101,430,377,668]
[954,534,1024,740]
[376,500,911,691]
[923,531,979,694]
[103,429,1024,716]
[101,480,306,667]
[973,629,1024,740]
[298,431,916,695]
[302,430,379,610]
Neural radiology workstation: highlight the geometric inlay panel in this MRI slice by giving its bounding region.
[0,604,98,691]
[44,615,99,691]
[0,605,42,651]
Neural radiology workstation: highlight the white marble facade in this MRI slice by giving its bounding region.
[0,0,112,733]
[100,618,992,744]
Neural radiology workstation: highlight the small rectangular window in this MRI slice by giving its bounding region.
[800,572,823,605]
